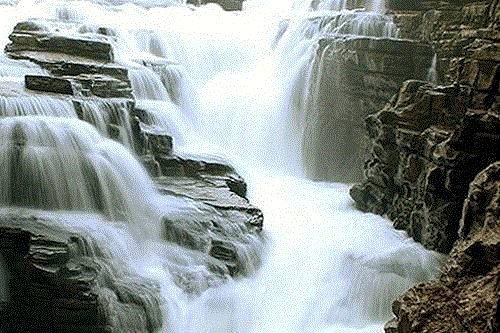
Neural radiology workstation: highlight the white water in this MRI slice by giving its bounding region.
[0,0,446,332]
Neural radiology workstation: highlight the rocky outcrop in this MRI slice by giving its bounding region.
[5,20,133,99]
[304,37,433,182]
[0,17,264,333]
[352,0,500,252]
[385,161,500,333]
[158,176,263,276]
[349,1,500,331]
[0,212,163,333]
[350,80,500,253]
[185,0,244,10]
[6,21,113,62]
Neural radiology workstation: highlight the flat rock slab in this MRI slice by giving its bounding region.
[156,176,257,213]
[6,22,114,62]
[25,74,133,98]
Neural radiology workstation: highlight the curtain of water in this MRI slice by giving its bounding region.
[0,1,446,332]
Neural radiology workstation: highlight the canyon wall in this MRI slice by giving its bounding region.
[350,0,500,331]
[304,37,433,182]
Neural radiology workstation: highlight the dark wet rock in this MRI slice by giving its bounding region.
[309,0,369,10]
[353,0,500,254]
[156,176,263,277]
[6,21,114,62]
[186,0,244,11]
[0,16,265,333]
[386,161,500,333]
[4,20,133,99]
[0,212,163,333]
[304,37,434,182]
[25,75,74,95]
[351,80,500,253]
[138,124,174,156]
[23,67,133,99]
[344,3,500,330]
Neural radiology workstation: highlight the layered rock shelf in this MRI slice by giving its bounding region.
[385,162,500,333]
[351,0,500,331]
[0,17,264,333]
[0,212,163,333]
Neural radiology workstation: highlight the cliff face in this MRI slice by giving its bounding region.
[352,0,500,253]
[386,162,500,333]
[350,0,500,331]
[304,29,433,182]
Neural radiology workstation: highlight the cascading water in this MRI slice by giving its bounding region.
[0,117,158,223]
[0,0,446,332]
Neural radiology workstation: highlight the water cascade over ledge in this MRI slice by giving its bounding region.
[0,0,445,332]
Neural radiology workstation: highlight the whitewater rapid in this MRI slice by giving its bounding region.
[0,0,446,332]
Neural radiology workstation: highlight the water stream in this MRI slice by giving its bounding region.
[0,0,446,332]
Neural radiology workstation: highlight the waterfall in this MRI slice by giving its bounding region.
[129,64,173,101]
[0,0,446,332]
[0,117,159,226]
[427,53,438,84]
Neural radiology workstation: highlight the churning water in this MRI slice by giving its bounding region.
[0,0,445,332]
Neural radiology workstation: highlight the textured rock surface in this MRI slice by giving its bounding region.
[6,21,114,62]
[157,176,263,276]
[0,212,163,333]
[185,0,244,10]
[5,20,133,99]
[385,162,500,333]
[0,17,265,332]
[352,0,500,252]
[304,37,433,182]
[349,80,500,253]
[349,1,500,331]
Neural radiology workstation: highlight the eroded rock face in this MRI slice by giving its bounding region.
[0,17,265,332]
[5,20,133,99]
[0,213,163,333]
[385,161,500,333]
[304,37,433,182]
[352,0,500,252]
[6,21,113,62]
[158,176,263,276]
[350,80,500,253]
[185,0,244,11]
[350,2,500,329]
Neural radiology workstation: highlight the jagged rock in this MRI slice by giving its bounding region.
[351,80,500,253]
[386,161,500,333]
[0,212,163,333]
[156,176,263,276]
[304,37,433,182]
